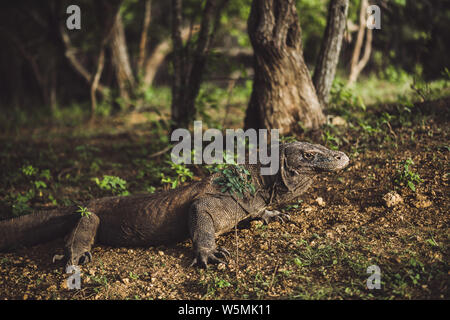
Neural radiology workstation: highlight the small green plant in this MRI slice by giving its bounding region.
[214,165,255,198]
[160,161,193,189]
[11,191,34,216]
[10,166,53,216]
[90,274,109,293]
[21,165,38,176]
[411,75,433,102]
[322,129,340,150]
[202,274,232,298]
[215,277,231,289]
[205,150,237,174]
[283,199,303,211]
[94,175,129,196]
[129,271,139,280]
[358,120,379,136]
[394,158,423,191]
[76,205,92,218]
[329,79,366,113]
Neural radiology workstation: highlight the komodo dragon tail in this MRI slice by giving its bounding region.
[0,206,80,251]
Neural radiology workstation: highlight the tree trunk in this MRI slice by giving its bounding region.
[90,0,122,117]
[60,24,107,95]
[245,0,326,135]
[143,26,194,88]
[313,0,349,107]
[348,0,372,84]
[170,0,228,130]
[90,47,106,116]
[170,0,185,129]
[110,13,135,105]
[137,0,152,74]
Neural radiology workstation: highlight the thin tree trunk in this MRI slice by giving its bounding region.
[110,13,135,105]
[245,0,326,135]
[60,25,107,95]
[143,26,194,88]
[90,1,122,117]
[313,0,349,107]
[170,0,228,130]
[49,61,57,112]
[348,0,372,84]
[90,48,106,116]
[171,0,185,128]
[183,0,228,122]
[137,0,152,74]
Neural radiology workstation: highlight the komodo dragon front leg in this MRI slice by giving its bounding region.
[188,194,282,268]
[53,213,100,267]
[188,196,234,268]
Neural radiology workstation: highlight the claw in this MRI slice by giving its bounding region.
[216,247,231,260]
[261,210,290,224]
[78,251,92,265]
[52,254,65,263]
[190,247,229,268]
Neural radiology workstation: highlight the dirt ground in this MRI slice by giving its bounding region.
[0,99,448,300]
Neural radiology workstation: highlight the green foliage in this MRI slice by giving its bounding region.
[296,0,328,63]
[11,190,34,216]
[214,165,255,198]
[394,158,423,192]
[222,0,251,47]
[21,165,38,177]
[76,205,92,218]
[160,161,193,189]
[196,86,224,129]
[329,79,366,113]
[322,128,341,151]
[75,145,100,161]
[381,65,410,84]
[9,165,53,216]
[283,199,303,211]
[94,175,129,196]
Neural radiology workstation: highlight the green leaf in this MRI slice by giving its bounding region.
[34,181,47,189]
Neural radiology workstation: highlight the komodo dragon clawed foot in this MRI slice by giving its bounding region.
[69,251,93,265]
[260,210,290,224]
[52,251,93,266]
[190,247,231,268]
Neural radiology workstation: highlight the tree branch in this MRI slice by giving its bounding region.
[138,0,152,73]
[59,25,107,94]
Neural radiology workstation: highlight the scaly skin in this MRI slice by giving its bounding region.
[0,142,349,268]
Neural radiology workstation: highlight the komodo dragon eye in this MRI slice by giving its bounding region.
[303,152,314,160]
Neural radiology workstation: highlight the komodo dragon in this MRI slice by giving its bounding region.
[0,142,349,268]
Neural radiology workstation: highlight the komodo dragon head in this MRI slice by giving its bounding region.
[276,142,349,193]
